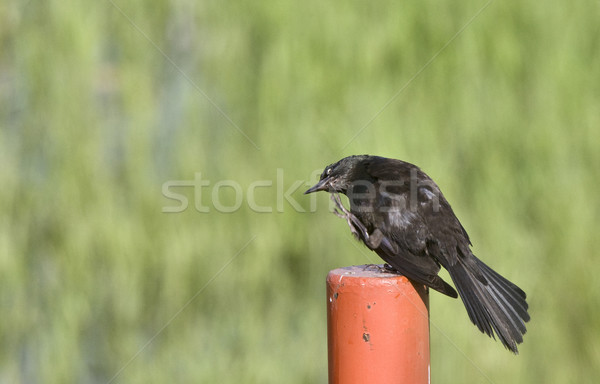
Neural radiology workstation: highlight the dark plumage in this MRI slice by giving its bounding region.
[305,155,529,353]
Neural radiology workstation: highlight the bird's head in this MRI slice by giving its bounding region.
[304,155,369,195]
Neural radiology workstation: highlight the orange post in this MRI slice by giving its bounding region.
[327,265,430,384]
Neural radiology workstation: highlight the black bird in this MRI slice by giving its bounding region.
[305,155,529,353]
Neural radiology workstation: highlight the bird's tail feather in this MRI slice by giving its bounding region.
[447,255,530,354]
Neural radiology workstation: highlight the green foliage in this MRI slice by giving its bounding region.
[1,0,599,382]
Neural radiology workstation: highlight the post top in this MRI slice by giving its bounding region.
[328,264,407,279]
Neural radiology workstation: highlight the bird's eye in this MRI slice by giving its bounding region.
[327,168,332,175]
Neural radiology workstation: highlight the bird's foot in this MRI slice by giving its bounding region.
[331,193,363,239]
[331,193,384,248]
[362,263,397,274]
[362,264,382,271]
[331,193,350,217]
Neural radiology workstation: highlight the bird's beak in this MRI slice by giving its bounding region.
[304,178,330,194]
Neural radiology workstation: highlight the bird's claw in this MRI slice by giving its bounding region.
[330,193,371,241]
[331,194,357,237]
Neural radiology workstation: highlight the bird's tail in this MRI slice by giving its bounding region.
[446,255,530,354]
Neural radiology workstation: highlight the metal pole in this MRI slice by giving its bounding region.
[327,265,430,384]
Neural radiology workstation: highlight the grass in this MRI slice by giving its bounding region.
[1,0,599,382]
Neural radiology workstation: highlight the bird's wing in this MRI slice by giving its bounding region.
[374,238,459,297]
[364,157,472,268]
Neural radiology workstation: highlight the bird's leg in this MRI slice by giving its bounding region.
[331,193,367,240]
[330,193,382,250]
[331,193,361,239]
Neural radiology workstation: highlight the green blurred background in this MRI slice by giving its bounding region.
[1,0,599,382]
